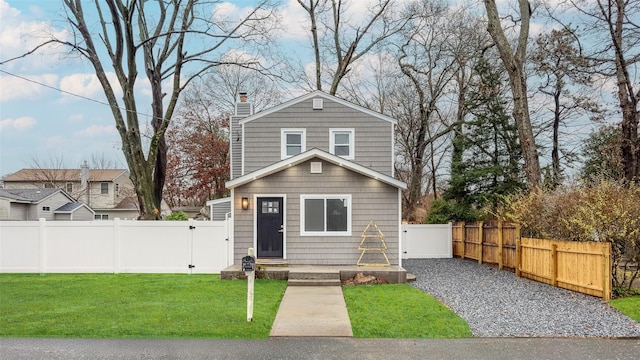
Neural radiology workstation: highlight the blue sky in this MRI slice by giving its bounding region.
[0,0,606,178]
[0,0,320,176]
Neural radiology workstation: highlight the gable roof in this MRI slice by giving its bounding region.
[226,148,407,190]
[0,188,75,203]
[55,202,95,214]
[238,90,396,125]
[2,169,128,182]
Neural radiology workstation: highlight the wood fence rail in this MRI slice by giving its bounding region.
[452,221,612,300]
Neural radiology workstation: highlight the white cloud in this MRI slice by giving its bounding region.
[0,116,36,131]
[0,73,58,102]
[58,72,122,103]
[68,114,84,123]
[73,124,117,137]
[0,0,71,72]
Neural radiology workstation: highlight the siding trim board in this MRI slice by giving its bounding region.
[227,148,407,190]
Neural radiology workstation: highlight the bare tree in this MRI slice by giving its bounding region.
[297,0,411,95]
[562,0,640,182]
[483,0,542,187]
[392,3,488,219]
[529,28,602,187]
[2,0,278,219]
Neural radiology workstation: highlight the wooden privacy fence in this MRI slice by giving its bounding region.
[452,221,612,300]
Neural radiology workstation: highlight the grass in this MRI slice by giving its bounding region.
[609,296,640,322]
[1,274,472,339]
[343,284,472,338]
[0,274,286,338]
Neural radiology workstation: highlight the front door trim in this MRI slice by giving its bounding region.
[253,194,286,259]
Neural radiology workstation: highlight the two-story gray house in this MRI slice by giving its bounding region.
[223,91,407,267]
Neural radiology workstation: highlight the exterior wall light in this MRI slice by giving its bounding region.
[241,197,249,210]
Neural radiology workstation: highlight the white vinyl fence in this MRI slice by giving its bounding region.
[402,223,452,259]
[0,219,231,273]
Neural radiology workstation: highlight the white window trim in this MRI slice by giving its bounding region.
[329,128,355,160]
[300,194,352,236]
[281,128,306,159]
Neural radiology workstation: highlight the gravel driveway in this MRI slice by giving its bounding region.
[403,258,640,338]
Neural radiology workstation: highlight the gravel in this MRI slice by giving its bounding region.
[403,258,640,338]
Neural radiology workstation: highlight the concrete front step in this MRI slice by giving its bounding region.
[288,271,341,280]
[288,278,343,286]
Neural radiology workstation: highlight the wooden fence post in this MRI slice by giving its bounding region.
[551,244,558,287]
[515,224,521,277]
[497,221,503,270]
[603,242,611,301]
[461,222,466,259]
[478,221,484,264]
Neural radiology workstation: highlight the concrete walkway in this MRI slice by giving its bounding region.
[270,286,353,337]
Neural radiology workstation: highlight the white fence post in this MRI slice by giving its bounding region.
[114,218,121,274]
[38,218,46,273]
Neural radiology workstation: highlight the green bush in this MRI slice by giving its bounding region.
[498,180,640,292]
[425,198,480,224]
[164,211,188,221]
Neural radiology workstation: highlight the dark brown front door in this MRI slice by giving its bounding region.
[256,197,283,258]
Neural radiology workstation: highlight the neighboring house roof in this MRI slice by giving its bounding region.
[226,148,407,190]
[238,90,397,125]
[0,188,74,203]
[54,202,95,214]
[2,169,128,182]
[206,197,231,206]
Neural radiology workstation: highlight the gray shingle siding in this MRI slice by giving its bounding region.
[233,159,399,265]
[242,97,393,177]
[231,115,243,179]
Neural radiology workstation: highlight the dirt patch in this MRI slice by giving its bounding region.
[342,272,389,286]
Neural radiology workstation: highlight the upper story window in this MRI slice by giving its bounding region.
[66,183,73,193]
[330,129,355,159]
[101,182,109,194]
[281,129,306,159]
[44,183,54,189]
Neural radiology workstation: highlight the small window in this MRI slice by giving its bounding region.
[44,183,54,189]
[281,129,306,159]
[101,182,109,194]
[115,184,120,196]
[42,206,51,212]
[94,214,109,220]
[330,129,354,159]
[300,195,351,236]
[261,201,280,214]
[66,183,73,193]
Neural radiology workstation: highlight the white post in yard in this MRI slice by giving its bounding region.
[244,247,255,322]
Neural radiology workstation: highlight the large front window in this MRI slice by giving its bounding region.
[301,195,351,236]
[281,129,306,159]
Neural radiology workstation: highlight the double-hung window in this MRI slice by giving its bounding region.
[330,129,354,159]
[281,129,306,159]
[300,195,351,236]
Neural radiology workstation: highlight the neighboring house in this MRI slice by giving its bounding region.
[0,188,94,221]
[1,166,139,220]
[217,91,407,266]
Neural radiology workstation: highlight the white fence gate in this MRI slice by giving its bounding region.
[0,219,231,273]
[402,223,452,259]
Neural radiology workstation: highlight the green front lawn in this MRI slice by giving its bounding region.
[609,296,640,322]
[343,284,472,338]
[0,274,471,338]
[0,274,286,338]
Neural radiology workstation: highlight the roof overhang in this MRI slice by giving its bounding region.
[226,148,407,190]
[206,197,231,206]
[238,90,397,126]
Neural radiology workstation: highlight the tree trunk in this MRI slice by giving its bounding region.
[484,0,541,187]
